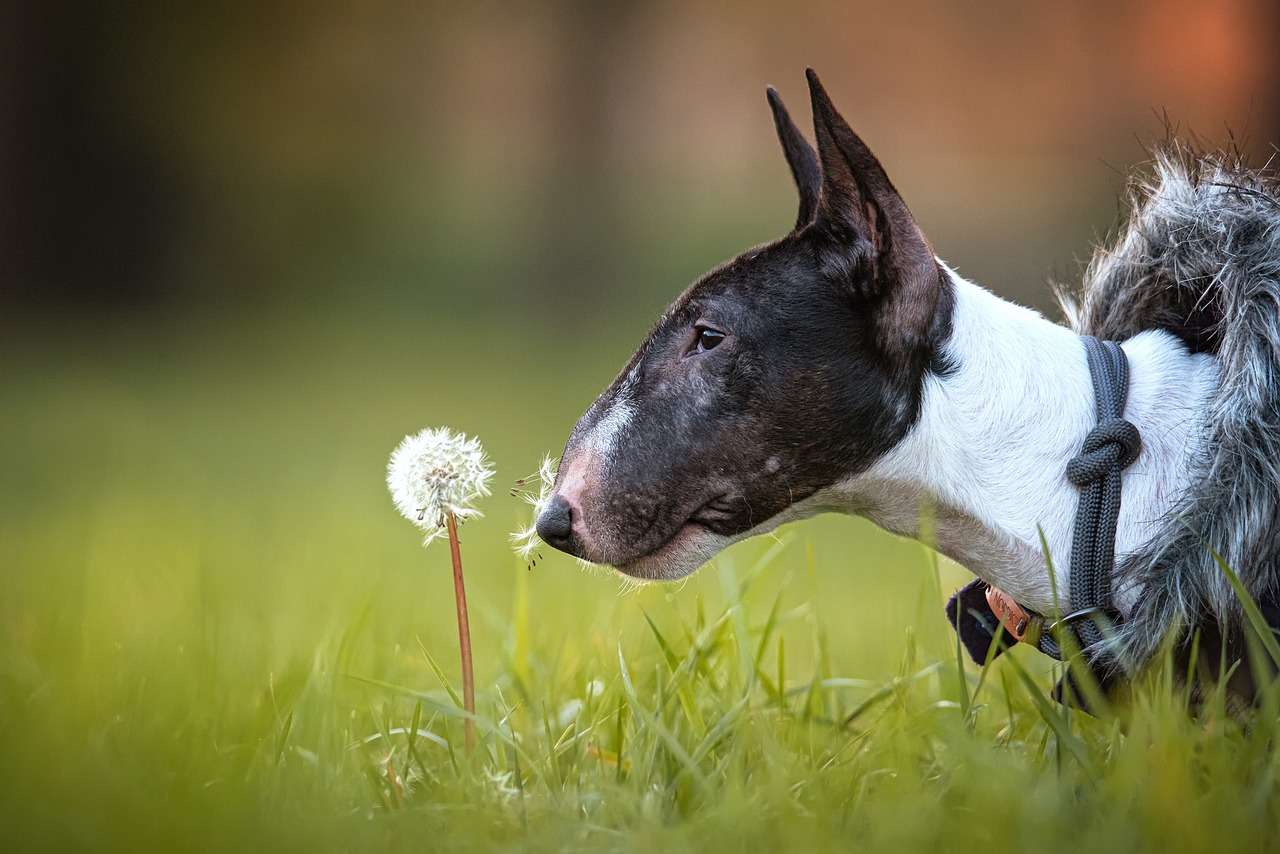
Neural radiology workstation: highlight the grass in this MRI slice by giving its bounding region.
[4,307,1280,852]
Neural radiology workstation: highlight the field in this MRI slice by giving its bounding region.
[4,303,1280,853]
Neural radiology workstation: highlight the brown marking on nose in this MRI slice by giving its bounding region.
[554,453,591,502]
[536,451,600,558]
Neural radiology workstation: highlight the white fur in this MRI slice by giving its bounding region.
[554,393,636,533]
[587,398,634,461]
[825,269,1219,614]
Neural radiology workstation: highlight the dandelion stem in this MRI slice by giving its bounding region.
[446,509,476,753]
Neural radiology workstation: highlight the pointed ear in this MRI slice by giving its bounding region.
[805,69,943,362]
[766,86,820,229]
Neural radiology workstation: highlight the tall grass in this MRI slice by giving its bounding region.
[3,311,1280,851]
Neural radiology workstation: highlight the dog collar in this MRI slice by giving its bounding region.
[947,336,1142,689]
[1043,335,1142,659]
[984,586,1037,643]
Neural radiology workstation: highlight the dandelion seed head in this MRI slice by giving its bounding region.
[555,698,583,728]
[387,427,494,545]
[509,454,558,561]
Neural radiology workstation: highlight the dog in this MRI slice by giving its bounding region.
[535,70,1280,708]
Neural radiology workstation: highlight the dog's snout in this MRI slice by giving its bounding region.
[536,495,577,554]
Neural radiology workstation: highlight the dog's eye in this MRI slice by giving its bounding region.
[696,328,726,352]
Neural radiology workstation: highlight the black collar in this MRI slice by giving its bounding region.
[946,335,1142,698]
[1041,335,1142,657]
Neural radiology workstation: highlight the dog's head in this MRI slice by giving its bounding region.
[536,70,953,580]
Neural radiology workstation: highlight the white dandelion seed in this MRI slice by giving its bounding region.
[387,427,494,545]
[509,454,558,561]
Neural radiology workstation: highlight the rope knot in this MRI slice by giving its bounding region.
[1066,418,1142,486]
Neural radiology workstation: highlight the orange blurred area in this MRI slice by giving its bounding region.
[2,1,1277,320]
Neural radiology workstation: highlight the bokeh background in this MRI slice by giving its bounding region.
[5,0,1279,319]
[2,1,1279,844]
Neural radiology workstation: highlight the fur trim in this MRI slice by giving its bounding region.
[1058,145,1280,673]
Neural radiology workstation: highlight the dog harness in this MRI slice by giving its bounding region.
[946,336,1142,702]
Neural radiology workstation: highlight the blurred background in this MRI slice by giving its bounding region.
[2,0,1279,841]
[3,0,1278,321]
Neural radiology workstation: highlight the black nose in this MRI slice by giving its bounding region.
[536,495,576,553]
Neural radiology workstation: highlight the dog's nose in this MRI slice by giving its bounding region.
[536,495,577,554]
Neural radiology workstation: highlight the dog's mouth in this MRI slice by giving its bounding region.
[688,496,744,530]
[606,495,748,581]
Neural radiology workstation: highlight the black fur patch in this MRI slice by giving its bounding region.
[551,230,956,566]
[945,579,1016,664]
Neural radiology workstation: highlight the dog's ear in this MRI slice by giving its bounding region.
[806,69,942,361]
[766,86,821,230]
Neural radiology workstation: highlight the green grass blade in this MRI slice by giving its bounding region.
[418,638,465,709]
[616,644,709,791]
[1205,540,1280,668]
[273,709,294,766]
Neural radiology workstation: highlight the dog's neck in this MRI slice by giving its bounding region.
[830,270,1219,614]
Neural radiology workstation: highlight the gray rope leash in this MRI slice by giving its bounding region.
[1038,336,1141,660]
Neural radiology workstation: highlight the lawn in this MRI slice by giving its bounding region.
[3,305,1278,852]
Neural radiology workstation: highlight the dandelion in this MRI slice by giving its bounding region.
[387,427,494,752]
[509,454,557,568]
[388,427,494,545]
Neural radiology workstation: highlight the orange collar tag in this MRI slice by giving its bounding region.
[985,586,1032,642]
